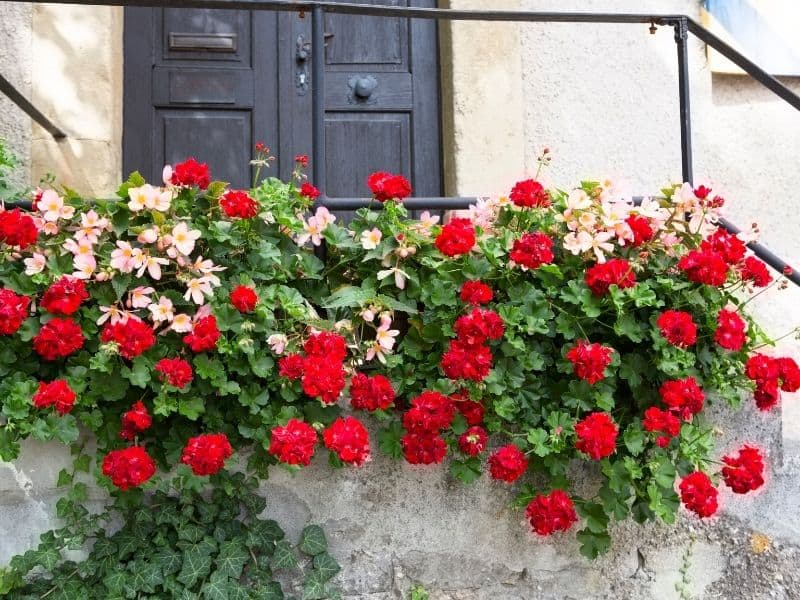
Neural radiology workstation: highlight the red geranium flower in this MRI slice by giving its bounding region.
[403,391,455,433]
[33,318,84,361]
[777,357,800,392]
[171,158,211,190]
[441,340,493,381]
[585,258,636,296]
[677,249,729,286]
[453,393,485,426]
[183,315,220,353]
[701,228,746,265]
[625,214,654,247]
[102,446,156,490]
[0,208,38,249]
[220,190,258,219]
[435,218,475,257]
[278,353,305,380]
[488,444,528,483]
[458,426,488,457]
[32,380,76,415]
[657,310,697,348]
[40,276,89,315]
[102,317,156,360]
[401,432,447,465]
[155,357,193,389]
[180,433,233,476]
[565,340,613,385]
[509,231,554,270]
[659,377,705,420]
[643,407,681,448]
[301,357,346,404]
[754,379,780,411]
[268,419,318,466]
[120,401,152,440]
[323,416,370,466]
[509,179,550,208]
[721,445,764,494]
[294,154,309,168]
[349,372,396,411]
[0,289,31,335]
[299,182,320,200]
[679,471,718,518]
[454,308,505,345]
[230,285,258,313]
[574,412,618,460]
[304,331,347,362]
[525,490,578,536]
[460,280,493,305]
[745,353,779,385]
[739,256,772,288]
[714,309,747,351]
[367,171,412,202]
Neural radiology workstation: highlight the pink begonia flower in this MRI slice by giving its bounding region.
[24,252,46,276]
[590,231,615,264]
[63,237,94,258]
[97,305,129,326]
[129,286,155,309]
[72,254,96,279]
[39,190,74,222]
[73,210,109,244]
[148,296,175,323]
[361,228,382,250]
[170,313,193,333]
[377,266,409,290]
[267,334,288,354]
[171,222,201,256]
[563,231,593,255]
[137,254,169,280]
[162,165,173,186]
[297,215,324,247]
[185,277,213,305]
[314,206,336,227]
[138,227,159,244]
[111,241,138,273]
[128,184,172,213]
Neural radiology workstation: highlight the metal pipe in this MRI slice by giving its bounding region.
[311,4,326,196]
[674,18,693,183]
[317,196,477,211]
[0,74,67,140]
[718,218,800,287]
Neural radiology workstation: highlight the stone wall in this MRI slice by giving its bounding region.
[2,1,800,598]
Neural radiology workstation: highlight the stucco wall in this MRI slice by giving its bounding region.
[2,1,800,598]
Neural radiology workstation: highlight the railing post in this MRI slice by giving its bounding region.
[673,17,693,183]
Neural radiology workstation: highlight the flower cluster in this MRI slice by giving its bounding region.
[435,218,475,257]
[269,419,318,466]
[721,445,765,494]
[323,416,370,465]
[180,433,234,476]
[745,353,800,410]
[678,471,718,518]
[101,446,156,491]
[32,380,76,415]
[349,372,396,411]
[367,171,412,202]
[401,391,455,465]
[574,412,618,460]
[566,340,613,385]
[509,231,554,270]
[525,490,578,536]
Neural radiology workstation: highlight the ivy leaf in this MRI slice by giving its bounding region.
[271,540,297,570]
[215,539,249,579]
[202,571,232,600]
[102,569,128,596]
[177,545,214,587]
[114,531,140,560]
[299,525,327,556]
[153,548,182,576]
[302,569,328,600]
[312,552,341,582]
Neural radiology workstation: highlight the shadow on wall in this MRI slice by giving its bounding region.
[30,4,123,196]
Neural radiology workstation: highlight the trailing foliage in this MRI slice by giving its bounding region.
[0,470,341,599]
[0,143,797,583]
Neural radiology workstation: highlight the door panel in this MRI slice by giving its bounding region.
[124,3,440,202]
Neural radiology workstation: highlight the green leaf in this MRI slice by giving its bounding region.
[215,540,249,579]
[202,571,232,600]
[177,545,214,588]
[449,458,482,484]
[271,540,297,570]
[302,570,328,600]
[299,525,327,556]
[623,424,645,456]
[377,421,403,459]
[153,548,182,576]
[576,527,612,559]
[526,428,551,457]
[312,552,340,582]
[323,286,375,309]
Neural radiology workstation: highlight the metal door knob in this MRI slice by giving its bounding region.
[353,76,377,99]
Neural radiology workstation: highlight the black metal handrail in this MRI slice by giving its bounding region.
[2,0,799,285]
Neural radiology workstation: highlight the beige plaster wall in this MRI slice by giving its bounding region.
[30,4,123,196]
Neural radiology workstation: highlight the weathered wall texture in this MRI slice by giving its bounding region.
[30,4,124,196]
[2,1,800,598]
[0,2,33,188]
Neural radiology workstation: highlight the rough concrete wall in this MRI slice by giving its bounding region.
[0,2,33,187]
[2,1,800,599]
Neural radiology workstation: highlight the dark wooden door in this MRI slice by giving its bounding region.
[124,2,441,198]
